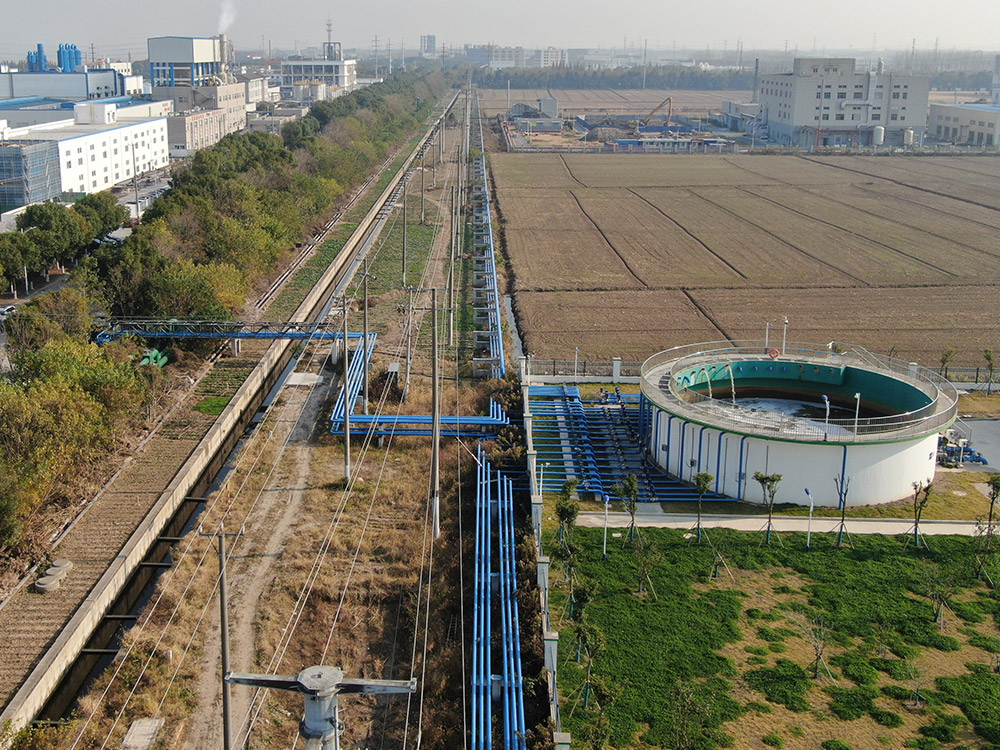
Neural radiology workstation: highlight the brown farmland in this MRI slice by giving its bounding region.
[492,152,1000,367]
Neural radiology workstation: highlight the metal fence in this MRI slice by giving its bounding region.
[525,358,643,378]
[640,341,959,444]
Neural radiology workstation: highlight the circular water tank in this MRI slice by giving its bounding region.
[872,125,885,145]
[903,128,914,146]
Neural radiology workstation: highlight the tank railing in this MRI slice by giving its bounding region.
[641,341,958,443]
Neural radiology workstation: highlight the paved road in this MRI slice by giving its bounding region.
[577,511,980,536]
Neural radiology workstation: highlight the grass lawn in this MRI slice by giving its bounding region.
[546,525,1000,749]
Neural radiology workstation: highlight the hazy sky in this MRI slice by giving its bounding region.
[1,0,998,63]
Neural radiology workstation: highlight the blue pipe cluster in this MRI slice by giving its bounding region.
[472,444,526,750]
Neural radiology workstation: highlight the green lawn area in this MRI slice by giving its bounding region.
[547,526,1000,749]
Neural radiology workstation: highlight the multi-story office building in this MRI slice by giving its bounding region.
[757,58,929,148]
[419,35,437,58]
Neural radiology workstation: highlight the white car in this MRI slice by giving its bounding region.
[0,305,17,321]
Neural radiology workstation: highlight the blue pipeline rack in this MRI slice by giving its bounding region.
[470,96,505,380]
[472,444,527,750]
[528,385,734,502]
[328,333,509,437]
[94,319,363,344]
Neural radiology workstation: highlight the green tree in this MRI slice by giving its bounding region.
[939,348,957,379]
[17,202,88,268]
[555,478,580,544]
[977,474,1000,579]
[74,191,128,236]
[692,472,714,543]
[754,472,783,545]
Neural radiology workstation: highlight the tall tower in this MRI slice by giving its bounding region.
[993,54,1000,107]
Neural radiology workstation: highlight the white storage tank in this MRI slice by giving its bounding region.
[872,125,885,146]
[903,128,914,146]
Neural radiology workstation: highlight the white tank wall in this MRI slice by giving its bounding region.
[649,409,937,507]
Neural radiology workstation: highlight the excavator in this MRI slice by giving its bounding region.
[638,96,672,130]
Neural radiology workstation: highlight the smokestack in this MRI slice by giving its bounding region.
[751,58,759,103]
[218,33,230,82]
[877,57,885,75]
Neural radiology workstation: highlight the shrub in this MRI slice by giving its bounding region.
[748,656,768,665]
[881,685,912,701]
[788,725,805,737]
[745,646,769,656]
[821,740,853,750]
[775,585,796,594]
[871,708,904,728]
[831,652,880,686]
[744,701,772,714]
[906,738,941,750]
[870,657,912,681]
[769,642,787,653]
[935,672,1000,742]
[968,634,1000,654]
[920,712,969,742]
[826,686,879,720]
[745,659,811,712]
[762,733,784,747]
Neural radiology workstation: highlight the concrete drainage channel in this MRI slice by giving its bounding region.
[0,96,458,740]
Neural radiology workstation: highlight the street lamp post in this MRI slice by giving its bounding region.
[538,461,550,495]
[822,394,830,441]
[764,321,772,352]
[782,316,789,354]
[853,392,861,438]
[804,488,814,550]
[603,496,609,560]
[574,347,579,380]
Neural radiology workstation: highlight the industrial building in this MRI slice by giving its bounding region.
[0,67,141,101]
[280,41,357,100]
[152,83,246,135]
[148,36,229,87]
[639,342,957,507]
[927,54,1000,147]
[756,58,929,148]
[0,101,168,208]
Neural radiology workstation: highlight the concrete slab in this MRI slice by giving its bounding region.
[122,717,164,749]
[286,372,324,387]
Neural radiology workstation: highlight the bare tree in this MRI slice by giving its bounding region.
[984,348,995,395]
[613,474,640,545]
[976,474,1000,581]
[920,562,958,626]
[909,479,933,549]
[692,472,713,543]
[832,475,852,547]
[754,471,783,545]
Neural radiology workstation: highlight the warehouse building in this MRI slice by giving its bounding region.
[757,57,929,148]
[927,54,1000,147]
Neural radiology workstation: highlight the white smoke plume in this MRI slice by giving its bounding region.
[218,0,237,34]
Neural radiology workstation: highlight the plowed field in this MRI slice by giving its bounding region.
[493,152,1000,367]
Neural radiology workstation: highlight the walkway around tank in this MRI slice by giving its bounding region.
[576,511,980,536]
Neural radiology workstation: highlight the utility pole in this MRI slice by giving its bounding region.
[226,666,415,750]
[361,257,375,415]
[200,523,244,750]
[431,287,441,539]
[401,173,407,286]
[403,286,413,401]
[342,298,351,481]
[420,156,425,224]
[449,185,456,347]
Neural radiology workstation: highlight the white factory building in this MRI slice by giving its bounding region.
[0,101,168,206]
[756,58,929,148]
[0,68,143,100]
[280,42,357,100]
